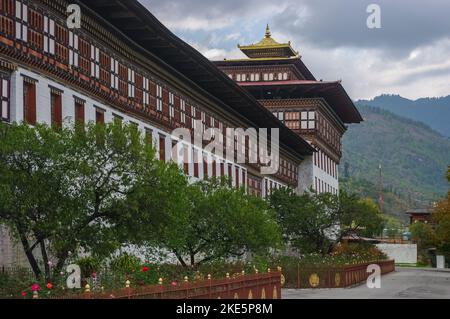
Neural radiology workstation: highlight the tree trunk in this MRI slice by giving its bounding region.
[172,250,188,269]
[17,226,41,279]
[40,240,51,281]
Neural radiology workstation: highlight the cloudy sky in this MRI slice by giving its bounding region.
[139,0,450,100]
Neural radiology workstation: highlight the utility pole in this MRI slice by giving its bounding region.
[378,164,383,212]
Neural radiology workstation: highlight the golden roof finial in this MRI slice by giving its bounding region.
[265,24,271,38]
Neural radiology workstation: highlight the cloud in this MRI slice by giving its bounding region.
[139,0,450,99]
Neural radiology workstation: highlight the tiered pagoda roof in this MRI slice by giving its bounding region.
[215,26,363,124]
[238,25,299,59]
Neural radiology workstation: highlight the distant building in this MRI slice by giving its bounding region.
[214,25,363,194]
[406,208,434,225]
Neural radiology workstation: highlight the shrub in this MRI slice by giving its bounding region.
[110,253,141,274]
[76,257,103,278]
[332,242,388,263]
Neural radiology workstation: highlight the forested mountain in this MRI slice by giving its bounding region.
[340,104,450,221]
[358,95,450,138]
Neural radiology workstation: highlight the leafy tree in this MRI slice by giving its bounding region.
[410,167,450,260]
[269,189,384,255]
[0,122,163,279]
[431,171,450,257]
[410,222,435,253]
[139,178,282,269]
[338,193,385,240]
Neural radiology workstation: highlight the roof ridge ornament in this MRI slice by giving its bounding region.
[265,24,271,38]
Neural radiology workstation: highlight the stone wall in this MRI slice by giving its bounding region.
[376,244,418,264]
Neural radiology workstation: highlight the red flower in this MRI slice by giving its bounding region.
[21,291,27,298]
[31,283,40,292]
[171,281,178,287]
[46,282,53,290]
[142,266,149,273]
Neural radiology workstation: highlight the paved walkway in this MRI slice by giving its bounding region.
[282,267,450,299]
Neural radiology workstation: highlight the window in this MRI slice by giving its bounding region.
[201,111,206,132]
[247,174,262,197]
[23,77,36,125]
[250,73,260,81]
[95,108,105,124]
[110,57,119,90]
[193,150,199,178]
[203,153,208,179]
[0,0,15,17]
[113,113,123,125]
[285,111,299,130]
[15,0,27,42]
[301,111,316,130]
[0,76,10,121]
[74,100,84,125]
[55,23,68,63]
[212,159,217,177]
[235,167,240,189]
[91,44,100,79]
[50,88,62,128]
[43,16,55,55]
[236,74,241,82]
[169,92,174,119]
[28,9,43,50]
[142,76,149,107]
[263,73,269,81]
[156,84,163,112]
[180,99,186,124]
[68,31,79,67]
[269,73,274,81]
[127,68,135,98]
[283,73,288,80]
[183,145,189,174]
[145,128,153,144]
[0,6,14,37]
[159,135,166,162]
[191,105,196,129]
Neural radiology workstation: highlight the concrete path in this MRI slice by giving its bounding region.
[282,267,450,299]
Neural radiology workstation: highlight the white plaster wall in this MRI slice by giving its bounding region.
[376,244,418,264]
[297,155,314,194]
[313,164,339,194]
[11,67,250,185]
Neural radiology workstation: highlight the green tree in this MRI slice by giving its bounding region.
[0,122,163,279]
[140,178,282,269]
[269,189,384,255]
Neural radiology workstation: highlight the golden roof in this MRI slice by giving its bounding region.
[238,25,298,59]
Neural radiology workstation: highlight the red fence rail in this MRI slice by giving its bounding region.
[283,260,395,289]
[53,272,282,300]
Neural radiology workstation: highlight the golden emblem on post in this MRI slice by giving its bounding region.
[309,273,320,288]
[280,274,286,287]
[335,273,341,287]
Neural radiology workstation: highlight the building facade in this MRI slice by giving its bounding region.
[214,26,363,194]
[0,1,320,265]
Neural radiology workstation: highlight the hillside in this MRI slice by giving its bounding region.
[358,95,450,138]
[340,105,450,221]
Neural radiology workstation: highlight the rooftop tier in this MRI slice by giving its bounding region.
[238,25,299,59]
